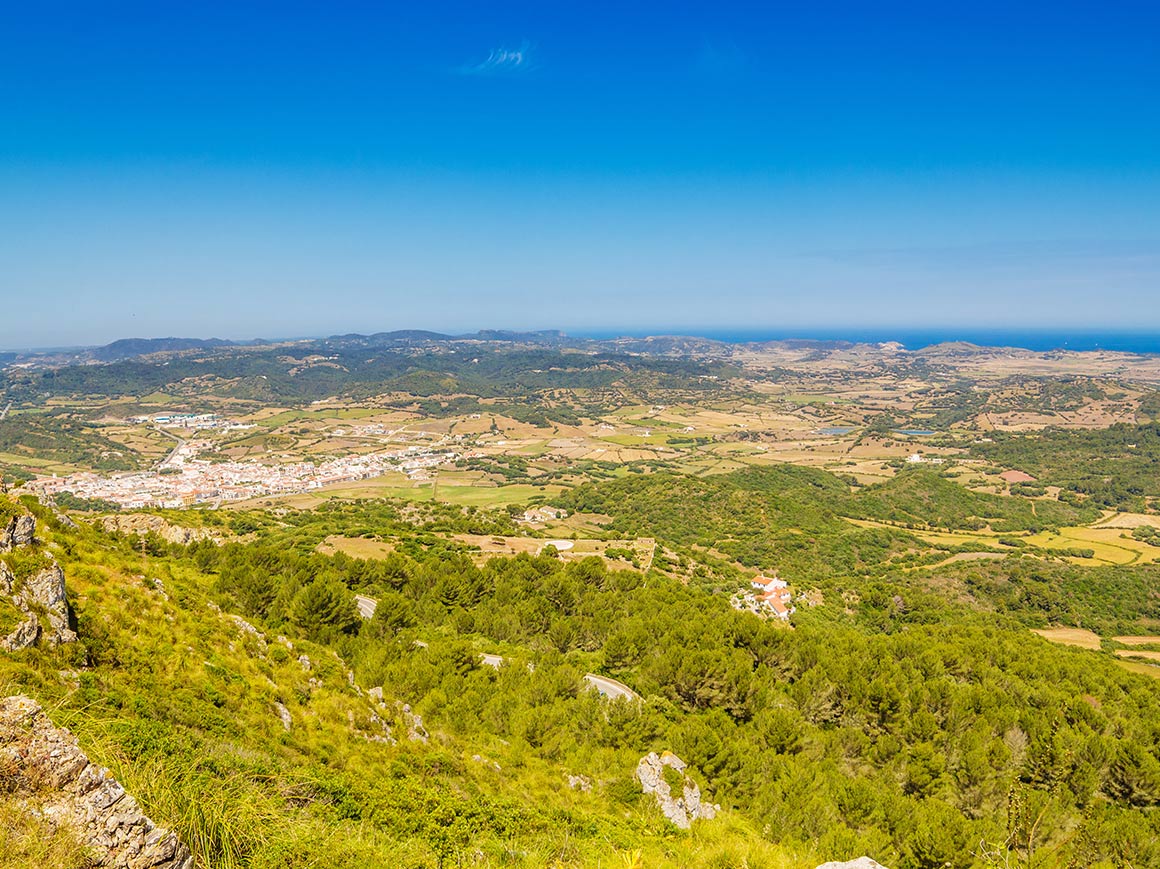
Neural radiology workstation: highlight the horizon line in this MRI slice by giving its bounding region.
[5,325,1160,356]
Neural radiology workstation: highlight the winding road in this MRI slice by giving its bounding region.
[581,673,639,701]
[354,594,378,619]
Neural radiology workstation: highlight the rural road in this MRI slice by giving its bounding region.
[354,595,378,619]
[582,674,639,701]
[153,426,186,468]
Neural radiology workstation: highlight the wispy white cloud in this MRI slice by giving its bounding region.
[458,41,534,76]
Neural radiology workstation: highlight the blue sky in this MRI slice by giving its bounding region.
[2,1,1158,347]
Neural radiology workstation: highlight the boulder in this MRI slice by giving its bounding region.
[0,694,193,868]
[816,859,890,869]
[635,751,717,829]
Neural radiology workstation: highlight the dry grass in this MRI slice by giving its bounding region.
[1032,627,1102,650]
[913,551,1007,572]
[450,534,656,569]
[316,536,396,559]
[241,475,566,510]
[1113,635,1160,646]
[1116,659,1160,679]
[843,517,1160,569]
[0,801,93,869]
[1023,526,1160,565]
[1095,513,1160,530]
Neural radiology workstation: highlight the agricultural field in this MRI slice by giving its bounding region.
[845,514,1160,568]
[1032,627,1103,650]
[449,533,656,569]
[1023,526,1160,565]
[240,473,567,510]
[316,535,397,559]
[1114,659,1160,679]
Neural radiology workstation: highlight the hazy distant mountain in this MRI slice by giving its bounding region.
[318,330,573,350]
[324,330,455,344]
[90,337,237,361]
[471,329,569,343]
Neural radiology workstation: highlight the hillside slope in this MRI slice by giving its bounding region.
[0,499,805,868]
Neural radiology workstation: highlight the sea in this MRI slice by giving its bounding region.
[574,328,1160,355]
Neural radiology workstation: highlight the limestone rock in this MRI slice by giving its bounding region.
[567,774,592,792]
[0,512,36,550]
[25,562,77,646]
[99,514,215,546]
[815,860,890,869]
[274,702,292,731]
[1,560,78,651]
[0,694,193,868]
[397,702,428,743]
[635,751,717,829]
[229,615,267,651]
[364,710,395,744]
[471,754,501,771]
[3,611,40,651]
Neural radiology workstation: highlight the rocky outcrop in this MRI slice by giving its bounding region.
[0,511,78,651]
[274,702,292,731]
[99,514,215,546]
[397,701,429,743]
[1,560,78,651]
[816,860,890,869]
[635,751,717,829]
[0,512,36,550]
[230,615,267,651]
[356,687,396,745]
[0,695,193,868]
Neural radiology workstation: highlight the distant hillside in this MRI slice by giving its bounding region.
[91,337,236,361]
[323,330,455,345]
[471,329,568,343]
